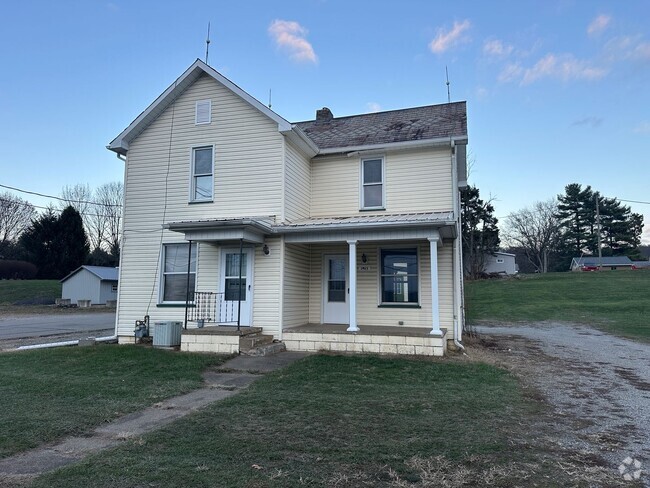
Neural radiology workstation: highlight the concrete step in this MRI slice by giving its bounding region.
[239,334,274,351]
[240,342,287,357]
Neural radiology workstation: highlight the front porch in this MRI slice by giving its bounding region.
[283,323,447,356]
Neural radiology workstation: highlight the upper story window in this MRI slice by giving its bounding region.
[191,146,213,202]
[496,258,504,264]
[161,243,196,303]
[195,100,211,125]
[361,157,384,210]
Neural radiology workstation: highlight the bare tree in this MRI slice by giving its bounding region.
[0,192,36,244]
[503,200,561,273]
[94,181,123,255]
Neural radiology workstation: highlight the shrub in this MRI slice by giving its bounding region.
[0,260,38,280]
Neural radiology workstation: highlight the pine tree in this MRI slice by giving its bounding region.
[56,206,90,277]
[461,186,500,277]
[19,206,89,279]
[556,183,594,256]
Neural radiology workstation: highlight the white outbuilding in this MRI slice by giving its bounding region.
[60,266,119,305]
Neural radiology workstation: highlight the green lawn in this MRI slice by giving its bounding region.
[0,280,60,305]
[0,346,226,458]
[465,271,650,340]
[32,354,586,488]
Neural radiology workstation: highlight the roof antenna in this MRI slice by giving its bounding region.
[205,22,211,65]
[268,88,272,109]
[445,65,451,103]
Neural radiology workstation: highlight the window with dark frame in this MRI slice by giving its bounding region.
[161,243,197,302]
[380,248,419,304]
[191,146,213,201]
[361,157,384,209]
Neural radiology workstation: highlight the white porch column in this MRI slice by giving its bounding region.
[428,236,443,337]
[347,240,359,332]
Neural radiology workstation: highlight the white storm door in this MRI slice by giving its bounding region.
[220,248,253,326]
[323,255,349,324]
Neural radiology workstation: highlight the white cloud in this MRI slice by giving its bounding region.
[499,53,607,85]
[429,20,471,54]
[268,20,317,63]
[572,116,603,128]
[587,14,611,36]
[604,36,650,63]
[483,39,513,58]
[498,63,524,83]
[366,102,381,113]
[633,121,650,134]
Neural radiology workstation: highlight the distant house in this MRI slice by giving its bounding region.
[61,266,119,305]
[484,252,517,275]
[570,256,633,271]
[632,261,650,270]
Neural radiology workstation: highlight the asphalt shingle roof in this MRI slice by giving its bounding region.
[573,256,633,266]
[295,102,467,151]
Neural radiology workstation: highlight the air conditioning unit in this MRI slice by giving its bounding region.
[153,321,182,347]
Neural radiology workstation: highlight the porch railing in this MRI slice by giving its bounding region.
[185,292,237,328]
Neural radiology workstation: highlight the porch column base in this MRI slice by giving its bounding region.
[346,325,360,333]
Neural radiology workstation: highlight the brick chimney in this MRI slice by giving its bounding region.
[316,107,333,122]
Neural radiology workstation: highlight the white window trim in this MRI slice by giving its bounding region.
[195,99,212,125]
[376,245,421,306]
[159,242,198,304]
[189,145,214,203]
[359,156,385,210]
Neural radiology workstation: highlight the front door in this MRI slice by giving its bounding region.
[220,248,253,326]
[323,255,349,324]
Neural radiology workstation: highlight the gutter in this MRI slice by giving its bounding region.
[450,139,465,353]
[317,136,468,156]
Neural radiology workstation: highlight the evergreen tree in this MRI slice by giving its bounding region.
[19,206,89,279]
[56,206,90,276]
[461,186,500,278]
[19,209,59,278]
[556,183,594,256]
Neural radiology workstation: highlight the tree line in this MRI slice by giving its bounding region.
[462,183,645,276]
[0,182,123,279]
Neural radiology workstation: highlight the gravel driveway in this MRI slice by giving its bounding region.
[474,322,649,485]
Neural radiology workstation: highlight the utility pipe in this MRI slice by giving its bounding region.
[16,334,117,351]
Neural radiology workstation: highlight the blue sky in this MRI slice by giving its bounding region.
[1,0,648,243]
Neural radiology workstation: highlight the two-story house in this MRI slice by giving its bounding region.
[108,59,468,356]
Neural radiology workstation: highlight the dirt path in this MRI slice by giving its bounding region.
[473,322,649,485]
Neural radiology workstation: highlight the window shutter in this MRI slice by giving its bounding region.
[195,100,211,125]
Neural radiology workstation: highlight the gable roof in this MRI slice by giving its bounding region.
[108,59,315,156]
[294,102,467,154]
[60,266,119,283]
[572,256,633,266]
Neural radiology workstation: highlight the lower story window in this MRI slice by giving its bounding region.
[381,248,419,304]
[162,243,197,303]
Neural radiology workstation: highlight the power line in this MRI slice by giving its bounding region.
[616,198,650,205]
[0,196,110,218]
[0,183,122,208]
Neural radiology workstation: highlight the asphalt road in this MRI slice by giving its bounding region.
[0,313,116,340]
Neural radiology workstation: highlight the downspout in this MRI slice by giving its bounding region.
[450,140,466,352]
[16,334,118,351]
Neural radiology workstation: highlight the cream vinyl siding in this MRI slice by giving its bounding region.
[252,237,282,336]
[310,147,453,217]
[306,241,454,337]
[124,72,284,225]
[116,73,284,339]
[283,244,311,327]
[284,141,311,222]
[116,239,213,337]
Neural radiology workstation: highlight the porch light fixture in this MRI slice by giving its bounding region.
[361,253,368,264]
[263,244,270,255]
